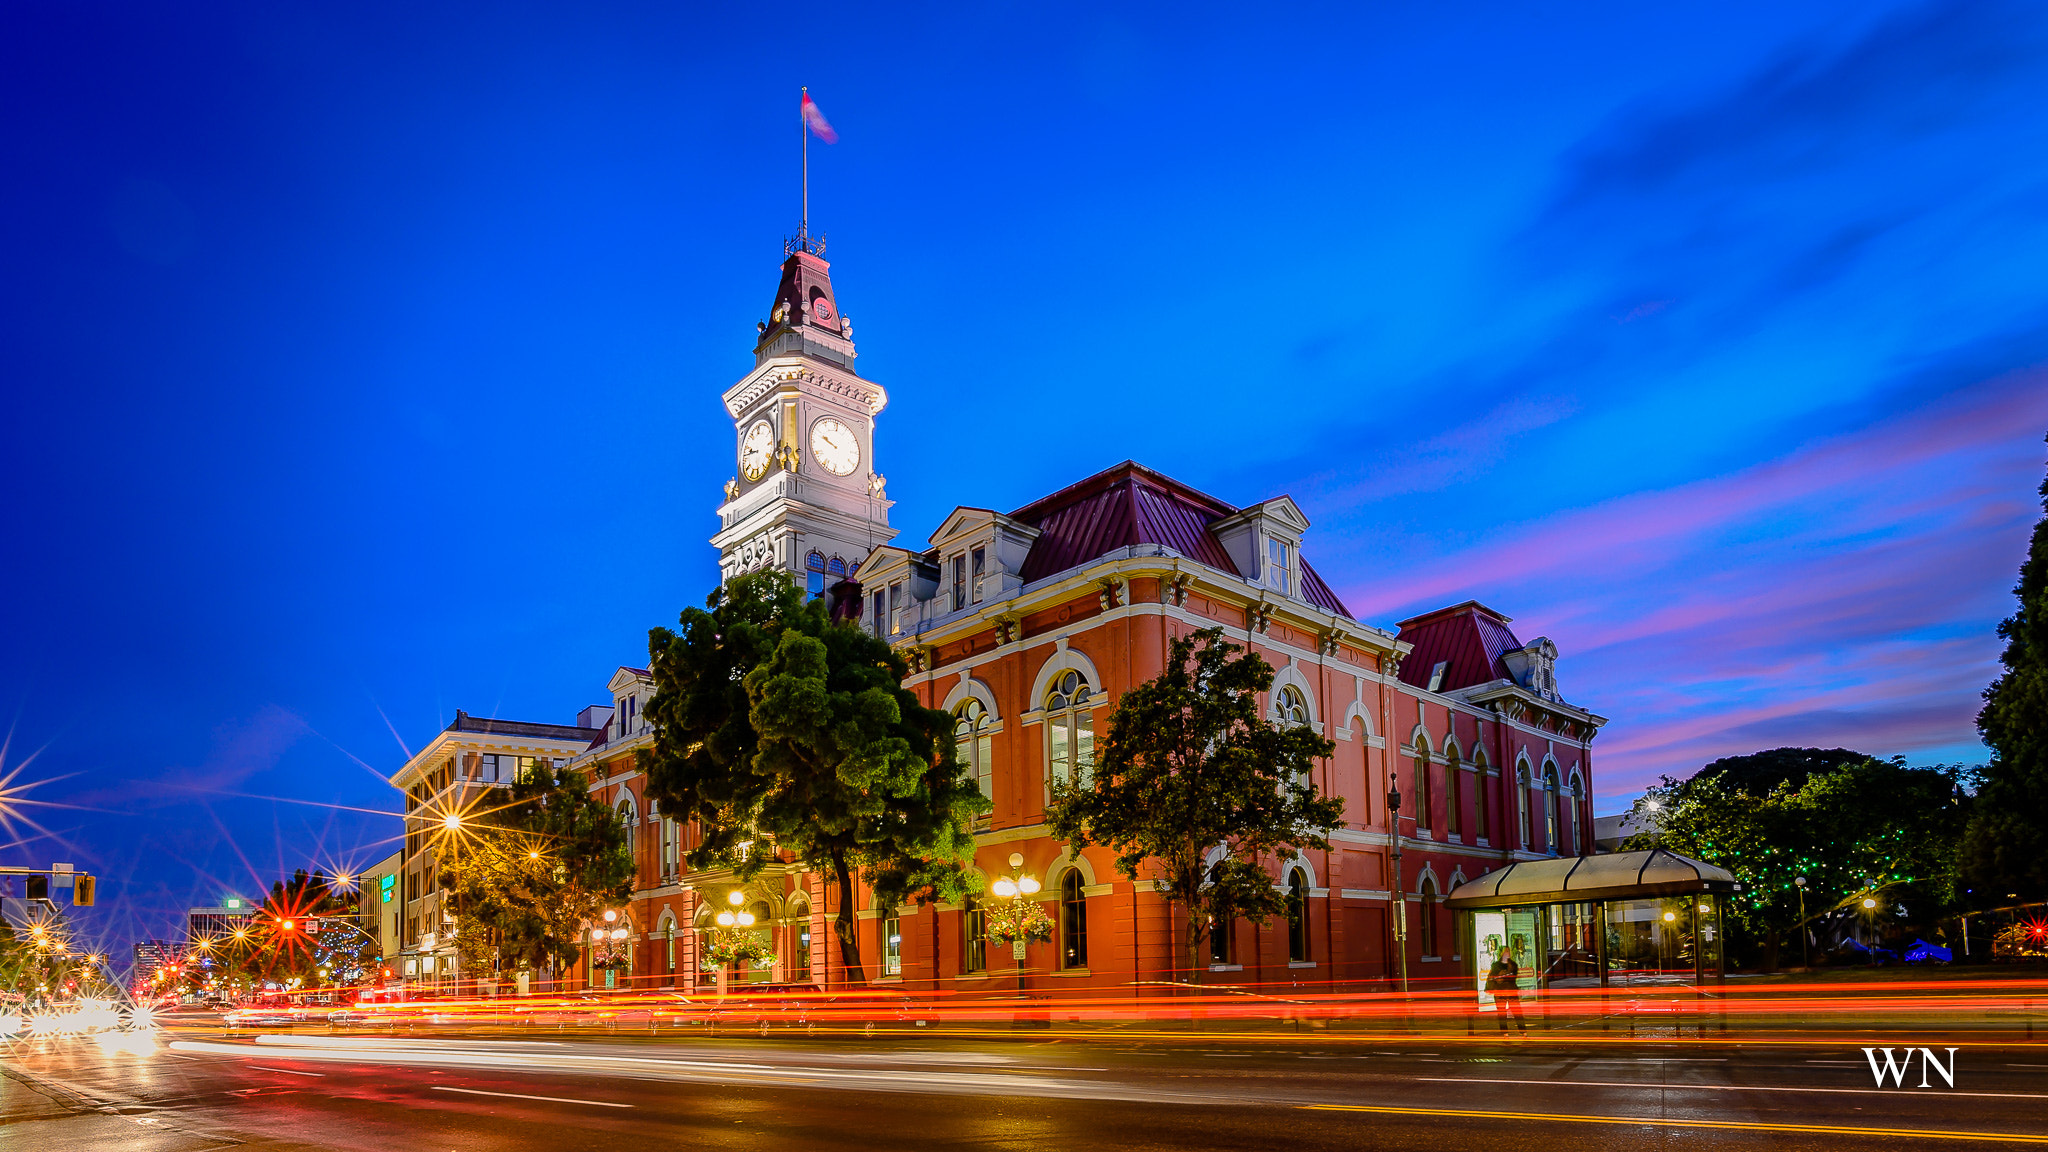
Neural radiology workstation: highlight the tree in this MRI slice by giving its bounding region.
[1046,627,1342,983]
[637,573,987,984]
[1963,435,2048,905]
[1629,752,1971,968]
[444,760,634,980]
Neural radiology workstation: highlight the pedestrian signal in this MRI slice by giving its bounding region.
[73,874,95,907]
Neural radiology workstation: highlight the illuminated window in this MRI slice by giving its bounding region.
[616,797,637,854]
[1286,868,1310,962]
[953,699,993,802]
[1059,871,1088,970]
[963,897,985,973]
[883,914,902,976]
[1045,670,1094,793]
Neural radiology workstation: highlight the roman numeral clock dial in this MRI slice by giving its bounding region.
[809,417,860,476]
[740,420,774,481]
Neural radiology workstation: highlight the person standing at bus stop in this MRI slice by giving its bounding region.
[1488,946,1526,1034]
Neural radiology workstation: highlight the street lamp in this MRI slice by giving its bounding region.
[1794,877,1809,968]
[709,892,756,996]
[989,852,1043,994]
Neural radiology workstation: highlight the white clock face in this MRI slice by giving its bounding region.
[740,420,774,481]
[809,417,860,476]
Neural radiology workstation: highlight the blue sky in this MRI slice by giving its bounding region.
[3,1,2044,950]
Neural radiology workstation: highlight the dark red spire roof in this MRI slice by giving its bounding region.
[1393,600,1523,693]
[1005,461,1352,618]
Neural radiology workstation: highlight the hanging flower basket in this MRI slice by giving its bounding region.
[704,929,777,968]
[985,899,1054,945]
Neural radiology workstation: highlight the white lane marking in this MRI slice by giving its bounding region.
[1414,1077,2048,1101]
[430,1086,632,1108]
[248,1065,326,1077]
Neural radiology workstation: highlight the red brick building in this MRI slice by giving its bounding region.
[400,245,1606,996]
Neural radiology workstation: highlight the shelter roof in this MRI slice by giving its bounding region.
[1444,849,1739,910]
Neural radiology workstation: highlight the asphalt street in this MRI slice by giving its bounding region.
[4,1029,2046,1151]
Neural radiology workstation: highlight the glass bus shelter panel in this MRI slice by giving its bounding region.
[1693,895,1724,981]
[1544,902,1602,984]
[1604,897,1703,984]
[1472,908,1547,1008]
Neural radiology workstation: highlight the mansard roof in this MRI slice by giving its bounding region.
[1393,600,1524,694]
[1004,460,1352,618]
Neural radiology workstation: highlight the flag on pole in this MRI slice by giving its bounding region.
[801,92,838,144]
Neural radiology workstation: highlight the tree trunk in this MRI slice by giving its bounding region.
[832,852,865,985]
[1762,928,1781,973]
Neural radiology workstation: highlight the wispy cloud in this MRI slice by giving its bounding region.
[1337,369,2046,802]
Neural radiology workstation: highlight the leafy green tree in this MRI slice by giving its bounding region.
[637,572,986,984]
[1046,627,1343,983]
[1629,753,1970,968]
[445,760,634,979]
[1963,436,2048,905]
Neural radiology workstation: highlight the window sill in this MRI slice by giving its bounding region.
[1287,961,1316,969]
[953,972,994,981]
[1048,967,1092,978]
[1420,955,1441,963]
[874,974,903,983]
[1208,964,1243,972]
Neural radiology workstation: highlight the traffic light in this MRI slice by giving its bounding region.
[25,875,47,901]
[73,875,94,907]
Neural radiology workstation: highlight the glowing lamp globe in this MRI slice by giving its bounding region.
[1662,912,1676,923]
[736,912,755,928]
[1018,876,1042,896]
[991,878,1017,899]
[727,891,746,907]
[603,909,618,923]
[442,813,461,831]
[716,911,735,928]
[1862,898,1877,910]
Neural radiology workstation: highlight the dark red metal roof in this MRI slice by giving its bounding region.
[1007,461,1352,618]
[1393,601,1522,693]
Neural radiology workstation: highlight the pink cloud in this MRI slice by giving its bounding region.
[1333,369,2047,802]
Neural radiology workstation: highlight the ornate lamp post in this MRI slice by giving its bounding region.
[588,908,632,990]
[1794,876,1809,968]
[987,852,1049,995]
[706,891,772,996]
[1387,780,1410,995]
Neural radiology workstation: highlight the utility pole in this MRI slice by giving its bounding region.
[1388,780,1409,995]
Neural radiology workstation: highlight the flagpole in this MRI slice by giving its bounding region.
[801,86,809,247]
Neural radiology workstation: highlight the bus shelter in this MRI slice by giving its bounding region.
[1444,849,1740,1002]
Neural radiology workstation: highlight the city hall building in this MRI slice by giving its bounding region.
[392,243,1606,995]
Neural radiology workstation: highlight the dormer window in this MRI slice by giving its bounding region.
[1265,537,1293,594]
[971,547,986,604]
[951,554,967,612]
[888,582,904,635]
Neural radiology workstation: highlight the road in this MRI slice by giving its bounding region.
[4,1027,2046,1151]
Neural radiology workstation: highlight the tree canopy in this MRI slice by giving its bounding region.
[1963,435,2048,904]
[1046,627,1342,982]
[1628,751,1971,967]
[637,572,986,984]
[445,760,634,977]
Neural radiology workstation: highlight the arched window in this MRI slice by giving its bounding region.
[1286,867,1310,963]
[826,555,847,578]
[1274,685,1309,725]
[1445,747,1463,839]
[1045,670,1094,791]
[953,699,993,801]
[1517,764,1532,848]
[1206,860,1235,965]
[657,913,677,977]
[1543,765,1561,854]
[1412,736,1433,832]
[1566,772,1584,856]
[805,550,827,597]
[962,895,986,973]
[787,894,812,981]
[1419,877,1438,957]
[1473,752,1491,842]
[660,814,680,882]
[1058,870,1088,970]
[616,797,637,854]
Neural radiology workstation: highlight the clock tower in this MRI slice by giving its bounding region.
[712,243,895,592]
